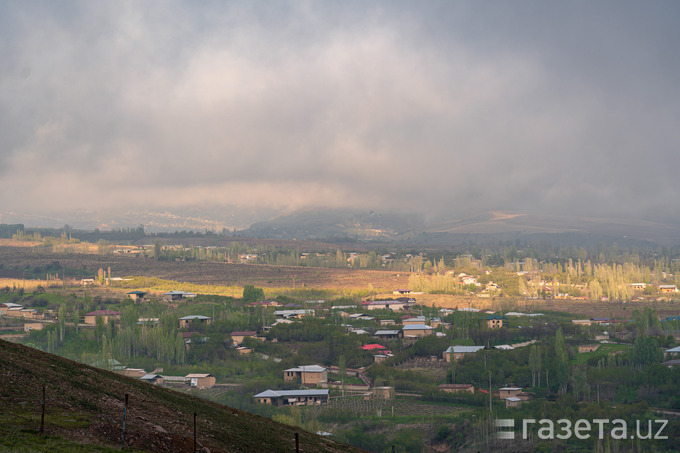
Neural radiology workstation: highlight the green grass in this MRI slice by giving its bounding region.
[572,343,631,365]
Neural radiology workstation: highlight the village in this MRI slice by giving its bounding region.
[2,240,680,451]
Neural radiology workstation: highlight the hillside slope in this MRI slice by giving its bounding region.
[0,340,359,452]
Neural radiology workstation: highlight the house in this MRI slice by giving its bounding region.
[486,315,506,329]
[505,397,522,408]
[402,324,434,338]
[4,307,41,320]
[236,346,252,355]
[84,310,120,325]
[444,345,485,362]
[230,331,258,345]
[181,332,208,345]
[178,315,211,329]
[140,374,164,385]
[284,365,328,386]
[186,373,216,389]
[393,289,412,295]
[438,384,475,394]
[373,354,390,363]
[630,283,648,290]
[378,319,396,326]
[578,344,600,353]
[126,291,147,301]
[499,387,522,399]
[349,313,375,322]
[274,309,315,319]
[137,317,159,327]
[572,319,592,326]
[163,291,197,301]
[374,330,403,340]
[116,368,147,378]
[659,285,679,294]
[664,345,680,356]
[361,299,414,311]
[248,300,280,307]
[23,322,44,333]
[372,386,395,399]
[402,316,427,326]
[254,389,329,406]
[430,317,442,328]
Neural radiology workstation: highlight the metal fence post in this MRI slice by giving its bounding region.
[121,393,128,449]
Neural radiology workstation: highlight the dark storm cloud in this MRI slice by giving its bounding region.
[1,0,679,225]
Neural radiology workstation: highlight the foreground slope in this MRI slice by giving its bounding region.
[0,340,359,452]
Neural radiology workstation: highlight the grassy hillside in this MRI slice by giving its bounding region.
[0,340,360,452]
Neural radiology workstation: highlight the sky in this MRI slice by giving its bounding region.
[1,1,679,228]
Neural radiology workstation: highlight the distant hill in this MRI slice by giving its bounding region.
[244,208,422,241]
[241,209,680,247]
[0,340,357,453]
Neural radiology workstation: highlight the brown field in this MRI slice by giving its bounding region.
[2,246,678,316]
[0,246,410,293]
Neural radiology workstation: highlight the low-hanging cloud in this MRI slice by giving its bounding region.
[1,1,679,227]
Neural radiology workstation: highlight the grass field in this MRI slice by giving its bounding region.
[572,343,632,365]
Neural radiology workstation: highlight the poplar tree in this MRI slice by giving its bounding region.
[554,328,570,394]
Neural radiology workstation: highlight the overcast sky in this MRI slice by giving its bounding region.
[2,1,679,227]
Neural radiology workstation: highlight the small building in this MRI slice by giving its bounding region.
[486,315,506,329]
[230,331,259,345]
[361,300,414,311]
[374,330,403,340]
[126,291,147,301]
[499,387,522,399]
[572,319,592,326]
[140,374,164,385]
[372,386,395,399]
[443,345,485,362]
[116,368,147,378]
[236,346,252,355]
[505,397,522,408]
[254,389,329,406]
[181,332,208,345]
[274,309,315,319]
[373,354,389,363]
[578,344,600,353]
[178,315,211,329]
[402,316,427,326]
[23,322,44,333]
[659,285,679,294]
[84,310,120,326]
[284,365,328,386]
[402,324,434,338]
[438,384,475,394]
[378,319,396,326]
[186,373,216,389]
[163,291,197,301]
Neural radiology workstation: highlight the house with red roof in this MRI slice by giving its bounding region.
[84,310,120,325]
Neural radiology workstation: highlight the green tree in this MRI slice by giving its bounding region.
[58,304,66,343]
[554,328,570,394]
[242,285,265,303]
[632,335,663,368]
[72,308,80,334]
[154,240,162,260]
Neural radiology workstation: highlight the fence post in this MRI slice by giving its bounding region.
[40,386,45,434]
[121,393,128,449]
[193,412,197,453]
[295,432,299,453]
